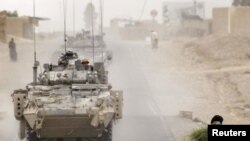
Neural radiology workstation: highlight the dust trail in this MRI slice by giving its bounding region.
[0,37,63,141]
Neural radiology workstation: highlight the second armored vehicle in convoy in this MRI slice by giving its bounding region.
[67,30,113,63]
[12,51,123,141]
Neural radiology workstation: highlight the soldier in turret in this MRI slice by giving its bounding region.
[82,58,93,71]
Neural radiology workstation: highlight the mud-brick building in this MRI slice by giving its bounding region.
[0,10,48,43]
[213,7,250,34]
[0,11,6,42]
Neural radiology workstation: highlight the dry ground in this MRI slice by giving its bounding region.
[154,33,250,124]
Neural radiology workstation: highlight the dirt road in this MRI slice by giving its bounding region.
[0,38,203,141]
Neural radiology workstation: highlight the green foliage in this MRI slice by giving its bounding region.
[6,10,18,17]
[188,127,208,141]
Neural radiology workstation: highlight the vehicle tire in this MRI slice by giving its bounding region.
[27,127,40,141]
[27,128,54,141]
[101,123,112,141]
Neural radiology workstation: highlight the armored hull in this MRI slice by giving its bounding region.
[12,51,123,141]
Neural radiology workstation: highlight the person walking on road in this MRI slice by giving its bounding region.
[150,30,159,50]
[8,38,17,61]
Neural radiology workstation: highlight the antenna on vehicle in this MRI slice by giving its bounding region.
[99,0,104,62]
[73,0,76,35]
[194,0,197,15]
[91,0,95,66]
[33,0,38,84]
[63,0,68,53]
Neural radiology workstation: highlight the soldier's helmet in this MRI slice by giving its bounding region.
[82,58,89,65]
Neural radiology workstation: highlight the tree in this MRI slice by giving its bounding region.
[1,10,18,17]
[84,3,98,30]
[13,10,18,17]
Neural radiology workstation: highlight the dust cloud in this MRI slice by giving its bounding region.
[0,34,64,141]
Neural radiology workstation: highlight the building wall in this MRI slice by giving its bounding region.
[110,19,211,40]
[213,7,250,34]
[23,22,33,39]
[162,2,205,23]
[5,17,34,39]
[212,8,229,33]
[182,19,212,35]
[118,27,149,40]
[0,15,40,42]
[110,20,159,40]
[5,17,25,38]
[0,17,6,42]
[231,7,250,33]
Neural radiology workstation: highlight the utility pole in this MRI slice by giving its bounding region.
[194,0,197,15]
[100,0,103,41]
[150,10,158,31]
[73,0,76,34]
[100,0,104,62]
[91,0,95,65]
[63,0,67,53]
[33,0,38,84]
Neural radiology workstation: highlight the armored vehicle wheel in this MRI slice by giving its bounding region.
[101,123,112,141]
[79,123,113,141]
[106,50,113,61]
[26,126,56,141]
[76,138,82,141]
[27,127,40,141]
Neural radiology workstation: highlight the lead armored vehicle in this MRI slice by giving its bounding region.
[12,51,123,141]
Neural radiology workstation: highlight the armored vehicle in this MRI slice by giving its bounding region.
[67,30,113,63]
[12,51,123,141]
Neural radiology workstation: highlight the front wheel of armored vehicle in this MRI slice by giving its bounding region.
[101,122,112,141]
[26,126,40,141]
[26,126,55,141]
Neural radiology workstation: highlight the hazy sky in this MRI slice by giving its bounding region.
[0,0,232,32]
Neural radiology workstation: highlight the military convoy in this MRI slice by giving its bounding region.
[12,50,123,141]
